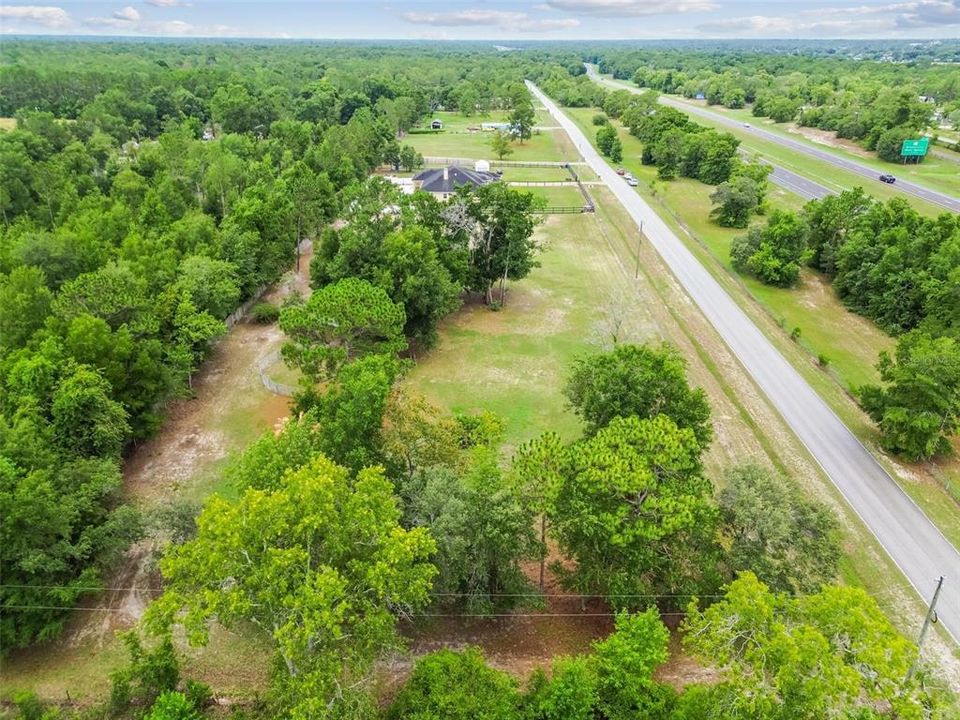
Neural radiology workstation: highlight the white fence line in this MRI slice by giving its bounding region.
[422,156,587,167]
[256,350,297,397]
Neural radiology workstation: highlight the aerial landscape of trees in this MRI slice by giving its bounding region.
[1,36,958,720]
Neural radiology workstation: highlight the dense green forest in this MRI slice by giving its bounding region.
[0,39,553,652]
[1,38,958,720]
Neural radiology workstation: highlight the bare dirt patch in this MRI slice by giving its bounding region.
[785,124,874,157]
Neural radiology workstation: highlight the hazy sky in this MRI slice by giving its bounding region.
[2,0,959,39]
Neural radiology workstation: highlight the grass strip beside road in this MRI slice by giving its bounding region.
[591,73,950,217]
[563,104,960,551]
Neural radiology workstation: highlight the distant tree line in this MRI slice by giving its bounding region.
[597,47,960,161]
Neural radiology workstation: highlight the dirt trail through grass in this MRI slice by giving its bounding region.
[1,254,311,701]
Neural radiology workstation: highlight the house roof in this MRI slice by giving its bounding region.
[413,165,500,194]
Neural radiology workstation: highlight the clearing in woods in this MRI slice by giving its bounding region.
[405,111,577,163]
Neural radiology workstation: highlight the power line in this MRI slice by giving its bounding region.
[0,584,727,599]
[0,604,685,619]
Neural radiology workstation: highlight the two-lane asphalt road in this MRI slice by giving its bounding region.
[586,66,960,214]
[529,80,960,644]
[766,163,832,201]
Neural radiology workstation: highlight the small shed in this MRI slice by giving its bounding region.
[474,159,491,173]
[431,119,443,130]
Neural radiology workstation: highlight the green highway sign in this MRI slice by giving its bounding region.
[900,138,930,157]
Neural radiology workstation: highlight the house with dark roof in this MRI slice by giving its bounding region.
[413,165,500,200]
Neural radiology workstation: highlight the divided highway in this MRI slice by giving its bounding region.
[528,80,960,644]
[586,66,960,214]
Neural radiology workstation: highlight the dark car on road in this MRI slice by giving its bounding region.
[879,174,896,184]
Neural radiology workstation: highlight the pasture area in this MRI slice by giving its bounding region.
[524,184,588,207]
[405,112,577,163]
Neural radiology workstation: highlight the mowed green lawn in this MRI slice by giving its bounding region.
[405,112,575,162]
[405,211,650,454]
[524,185,589,207]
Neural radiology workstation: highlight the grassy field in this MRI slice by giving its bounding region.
[406,214,616,451]
[524,185,588,207]
[405,112,576,163]
[0,117,16,131]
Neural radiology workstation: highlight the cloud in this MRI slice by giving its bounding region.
[702,0,960,36]
[83,12,251,36]
[696,14,898,36]
[113,6,140,22]
[0,5,71,28]
[401,8,579,31]
[145,0,192,6]
[541,0,717,16]
[808,0,959,23]
[893,0,960,26]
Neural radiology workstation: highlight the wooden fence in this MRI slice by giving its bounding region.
[538,205,595,214]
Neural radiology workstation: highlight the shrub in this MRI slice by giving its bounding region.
[109,632,180,715]
[592,113,609,126]
[250,302,279,324]
[12,691,45,720]
[144,691,202,720]
[386,647,520,720]
[183,679,213,710]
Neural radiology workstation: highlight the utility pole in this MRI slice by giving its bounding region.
[906,575,944,682]
[634,220,643,279]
